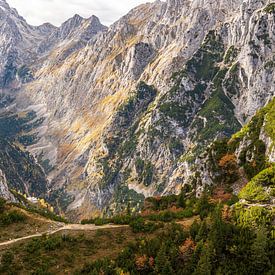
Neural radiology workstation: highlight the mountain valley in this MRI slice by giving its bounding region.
[0,0,274,273]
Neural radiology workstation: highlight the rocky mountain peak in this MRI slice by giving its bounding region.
[72,13,83,20]
[59,13,105,40]
[58,14,85,39]
[37,22,57,35]
[36,13,106,56]
[0,0,9,8]
[82,15,107,40]
[89,15,103,26]
[0,0,25,22]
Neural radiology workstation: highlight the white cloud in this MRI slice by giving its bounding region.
[6,0,155,26]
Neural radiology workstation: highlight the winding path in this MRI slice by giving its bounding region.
[0,216,200,248]
[0,224,128,247]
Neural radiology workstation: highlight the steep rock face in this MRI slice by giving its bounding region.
[0,137,48,197]
[0,0,274,220]
[191,98,275,198]
[0,169,15,201]
[11,0,229,217]
[0,0,107,205]
[145,0,275,197]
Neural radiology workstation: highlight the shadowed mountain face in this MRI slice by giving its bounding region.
[0,0,274,220]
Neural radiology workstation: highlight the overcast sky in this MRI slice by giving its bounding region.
[7,0,155,26]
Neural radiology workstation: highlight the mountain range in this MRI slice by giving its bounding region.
[0,0,274,221]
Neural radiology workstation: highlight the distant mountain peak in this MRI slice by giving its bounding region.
[68,13,84,24]
[39,22,56,28]
[0,0,8,6]
[88,15,106,29]
[37,22,58,35]
[72,14,83,19]
[89,14,100,21]
[62,14,84,27]
[0,0,10,11]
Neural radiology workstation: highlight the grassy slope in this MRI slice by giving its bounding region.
[0,204,61,242]
[0,227,156,275]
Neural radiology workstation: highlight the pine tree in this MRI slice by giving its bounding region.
[209,203,235,258]
[195,220,208,242]
[196,193,211,220]
[250,227,271,274]
[177,187,186,208]
[155,243,173,274]
[0,198,5,214]
[162,260,173,275]
[194,242,214,275]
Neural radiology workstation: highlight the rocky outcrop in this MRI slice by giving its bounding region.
[0,169,15,201]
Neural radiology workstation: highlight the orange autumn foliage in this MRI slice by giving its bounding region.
[135,255,148,271]
[222,204,232,221]
[179,238,196,255]
[218,153,237,168]
[211,187,232,203]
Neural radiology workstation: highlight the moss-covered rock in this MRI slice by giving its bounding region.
[224,46,239,65]
[239,165,275,202]
[264,3,275,14]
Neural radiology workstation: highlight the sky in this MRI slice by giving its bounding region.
[6,0,155,26]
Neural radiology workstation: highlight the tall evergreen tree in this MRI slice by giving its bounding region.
[194,242,214,275]
[250,227,271,274]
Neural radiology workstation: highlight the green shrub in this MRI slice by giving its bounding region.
[43,236,62,251]
[195,194,213,220]
[224,46,239,64]
[0,198,6,214]
[130,217,160,233]
[1,251,14,267]
[0,250,19,274]
[226,195,239,206]
[82,214,136,226]
[146,195,178,211]
[159,103,187,123]
[0,210,26,226]
[169,137,184,156]
[145,208,194,223]
[135,157,145,174]
[135,159,154,186]
[176,208,194,218]
[94,218,109,226]
[190,220,200,240]
[239,181,269,202]
[25,237,45,253]
[229,98,275,179]
[10,192,68,224]
[264,3,275,14]
[111,215,133,225]
[143,162,154,187]
[236,205,272,228]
